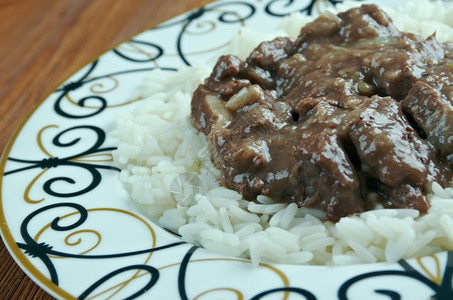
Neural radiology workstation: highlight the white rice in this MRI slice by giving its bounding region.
[111,0,453,266]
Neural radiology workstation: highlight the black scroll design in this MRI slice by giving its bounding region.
[177,245,199,300]
[338,252,453,299]
[177,246,318,300]
[17,202,186,295]
[265,0,343,17]
[53,60,164,118]
[17,202,89,285]
[251,287,317,300]
[113,39,164,63]
[54,60,106,119]
[78,264,159,300]
[5,125,118,199]
[175,1,256,66]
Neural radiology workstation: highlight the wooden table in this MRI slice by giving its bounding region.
[0,0,207,298]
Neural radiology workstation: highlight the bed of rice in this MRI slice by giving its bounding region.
[111,0,453,266]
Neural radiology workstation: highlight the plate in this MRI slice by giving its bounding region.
[1,0,453,299]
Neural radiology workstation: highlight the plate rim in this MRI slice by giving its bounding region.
[1,0,451,298]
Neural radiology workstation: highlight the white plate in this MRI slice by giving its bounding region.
[1,0,452,299]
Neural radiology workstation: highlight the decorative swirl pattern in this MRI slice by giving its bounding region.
[2,0,453,299]
[265,0,341,17]
[78,264,160,299]
[176,1,256,65]
[113,39,164,63]
[89,76,119,94]
[63,230,102,254]
[337,253,453,299]
[17,202,185,294]
[193,288,244,300]
[251,287,317,300]
[6,125,118,201]
[210,2,255,23]
[184,20,217,36]
[54,60,107,118]
[17,202,88,285]
[54,67,160,116]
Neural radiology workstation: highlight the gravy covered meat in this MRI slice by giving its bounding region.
[190,4,453,221]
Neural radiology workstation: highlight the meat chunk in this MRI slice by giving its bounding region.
[402,81,453,161]
[345,96,448,212]
[247,37,294,70]
[348,96,433,187]
[294,131,363,221]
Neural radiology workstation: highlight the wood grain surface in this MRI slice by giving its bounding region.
[0,0,207,298]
